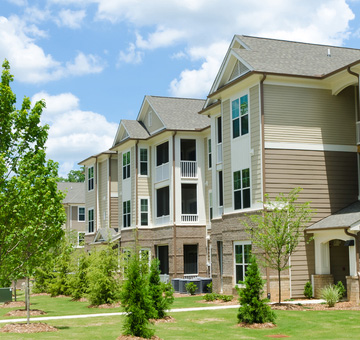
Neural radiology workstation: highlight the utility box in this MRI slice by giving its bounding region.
[0,288,12,303]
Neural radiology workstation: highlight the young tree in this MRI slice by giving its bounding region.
[120,249,155,339]
[148,258,174,319]
[58,167,85,182]
[238,256,276,324]
[243,188,313,303]
[0,60,65,323]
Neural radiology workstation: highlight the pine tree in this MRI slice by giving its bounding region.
[238,256,276,324]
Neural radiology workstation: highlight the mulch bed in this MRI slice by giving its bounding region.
[0,301,26,308]
[270,301,360,311]
[88,302,122,308]
[0,323,57,333]
[5,309,46,317]
[117,336,162,340]
[150,316,176,324]
[237,322,276,329]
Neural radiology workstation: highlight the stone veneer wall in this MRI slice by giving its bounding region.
[312,274,334,298]
[346,276,359,303]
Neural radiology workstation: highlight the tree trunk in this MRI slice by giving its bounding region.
[13,280,17,302]
[278,270,281,304]
[26,277,30,325]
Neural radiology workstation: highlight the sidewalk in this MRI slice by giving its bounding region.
[0,300,325,324]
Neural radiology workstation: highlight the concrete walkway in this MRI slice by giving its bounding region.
[0,299,325,324]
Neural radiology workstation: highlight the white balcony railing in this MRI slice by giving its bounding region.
[181,161,197,178]
[181,214,199,223]
[357,121,360,145]
[155,215,170,226]
[217,143,222,163]
[156,162,169,182]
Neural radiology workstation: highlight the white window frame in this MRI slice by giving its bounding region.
[208,190,213,221]
[88,166,94,191]
[207,138,212,170]
[139,197,149,226]
[231,94,249,139]
[139,147,149,177]
[87,208,94,234]
[233,168,251,211]
[122,150,131,180]
[78,232,85,248]
[234,241,252,286]
[140,248,151,266]
[78,206,85,222]
[123,200,131,228]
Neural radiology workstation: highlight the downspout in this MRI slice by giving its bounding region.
[346,67,360,294]
[173,132,177,277]
[108,155,111,228]
[260,73,271,296]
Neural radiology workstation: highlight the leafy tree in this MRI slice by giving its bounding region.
[86,246,121,306]
[0,60,66,323]
[148,258,174,319]
[120,249,155,338]
[243,188,313,303]
[58,167,85,182]
[69,250,90,300]
[238,256,276,324]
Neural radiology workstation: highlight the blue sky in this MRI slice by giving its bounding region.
[2,0,360,176]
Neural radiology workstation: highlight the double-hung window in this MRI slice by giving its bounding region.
[140,199,149,226]
[78,207,85,222]
[88,208,94,233]
[78,232,85,247]
[232,94,249,138]
[234,241,251,284]
[208,138,212,169]
[123,200,131,228]
[123,151,130,180]
[88,166,94,191]
[140,148,148,176]
[233,168,251,210]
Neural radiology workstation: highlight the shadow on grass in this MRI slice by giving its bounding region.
[55,326,70,330]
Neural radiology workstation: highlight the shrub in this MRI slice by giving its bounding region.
[120,250,155,339]
[86,247,121,306]
[220,294,233,302]
[185,282,198,295]
[148,258,174,319]
[336,281,346,299]
[32,267,55,294]
[204,293,218,301]
[237,256,276,324]
[207,282,213,293]
[69,251,90,300]
[321,285,340,307]
[303,281,313,299]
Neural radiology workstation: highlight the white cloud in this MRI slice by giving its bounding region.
[0,15,105,84]
[135,27,186,50]
[6,0,27,6]
[117,43,143,65]
[32,92,118,177]
[56,9,86,29]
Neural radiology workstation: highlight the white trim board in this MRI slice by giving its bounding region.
[265,142,356,153]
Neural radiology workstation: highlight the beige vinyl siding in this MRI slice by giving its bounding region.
[131,146,136,226]
[222,99,232,209]
[70,206,85,231]
[110,158,118,193]
[98,160,108,228]
[264,85,356,145]
[249,85,262,204]
[265,148,358,297]
[110,197,119,228]
[143,107,164,134]
[118,153,122,228]
[204,137,212,222]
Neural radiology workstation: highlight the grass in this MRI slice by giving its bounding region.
[1,308,360,339]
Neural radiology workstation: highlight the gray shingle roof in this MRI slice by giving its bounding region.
[146,96,209,130]
[307,201,360,231]
[57,182,85,205]
[235,35,360,77]
[122,120,150,139]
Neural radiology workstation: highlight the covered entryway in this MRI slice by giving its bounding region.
[329,239,349,289]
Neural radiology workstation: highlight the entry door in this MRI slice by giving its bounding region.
[329,239,349,290]
[157,245,169,274]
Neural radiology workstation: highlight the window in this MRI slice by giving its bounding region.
[88,208,94,233]
[78,207,85,222]
[217,117,222,144]
[156,141,169,166]
[184,245,198,274]
[209,191,213,220]
[88,166,94,191]
[123,151,130,179]
[123,200,131,228]
[218,171,223,207]
[156,245,169,274]
[233,168,251,210]
[140,198,149,226]
[208,138,212,169]
[139,148,148,176]
[78,232,85,247]
[140,249,151,266]
[232,94,249,138]
[234,242,251,284]
[156,186,169,217]
[181,184,197,215]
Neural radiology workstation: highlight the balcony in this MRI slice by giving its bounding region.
[156,162,169,182]
[181,214,199,223]
[155,215,170,226]
[181,160,197,178]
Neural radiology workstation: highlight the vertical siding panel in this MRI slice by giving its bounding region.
[250,85,262,205]
[222,99,232,209]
